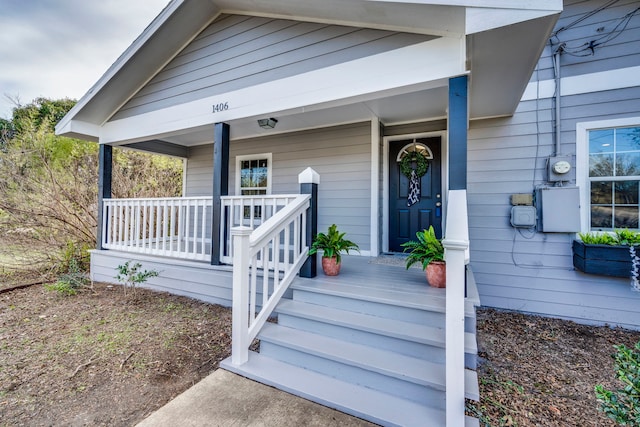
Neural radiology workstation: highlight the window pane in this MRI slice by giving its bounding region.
[241,189,267,196]
[616,152,640,176]
[615,127,640,152]
[591,181,612,204]
[241,169,251,187]
[591,205,612,228]
[589,154,614,177]
[615,181,639,204]
[251,158,268,188]
[589,129,614,154]
[614,206,639,228]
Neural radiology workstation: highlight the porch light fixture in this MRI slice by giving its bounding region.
[258,118,278,129]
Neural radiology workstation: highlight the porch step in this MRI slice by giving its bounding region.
[276,299,477,368]
[221,352,479,427]
[259,322,479,406]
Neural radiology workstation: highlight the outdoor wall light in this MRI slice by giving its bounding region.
[258,118,278,129]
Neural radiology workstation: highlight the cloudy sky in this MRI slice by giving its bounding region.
[0,0,169,119]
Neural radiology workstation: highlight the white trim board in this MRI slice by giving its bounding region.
[522,66,640,101]
[576,116,640,233]
[370,119,380,257]
[382,131,447,253]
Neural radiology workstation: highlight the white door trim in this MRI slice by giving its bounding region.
[382,130,448,253]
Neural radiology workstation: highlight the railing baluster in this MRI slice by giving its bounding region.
[200,199,207,257]
[124,202,131,248]
[153,201,160,252]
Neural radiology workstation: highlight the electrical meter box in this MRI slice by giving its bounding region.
[536,186,581,232]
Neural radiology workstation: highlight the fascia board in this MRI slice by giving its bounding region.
[466,4,562,35]
[55,120,100,142]
[99,37,464,145]
[367,0,561,9]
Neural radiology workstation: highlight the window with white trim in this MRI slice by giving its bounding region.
[236,153,272,219]
[236,153,272,196]
[587,125,640,230]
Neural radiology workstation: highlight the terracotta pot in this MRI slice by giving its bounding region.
[322,256,341,276]
[426,261,446,288]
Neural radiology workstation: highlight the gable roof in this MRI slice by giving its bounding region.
[56,0,561,144]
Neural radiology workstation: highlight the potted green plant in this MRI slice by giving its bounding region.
[401,226,446,288]
[309,224,359,276]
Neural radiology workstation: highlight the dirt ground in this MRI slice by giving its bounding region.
[0,282,232,427]
[1,280,640,426]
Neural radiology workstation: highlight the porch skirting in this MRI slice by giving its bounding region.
[90,250,236,307]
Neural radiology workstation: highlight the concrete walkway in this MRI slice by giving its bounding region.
[136,369,377,427]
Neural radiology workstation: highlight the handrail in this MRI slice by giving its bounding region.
[230,194,311,366]
[442,189,470,427]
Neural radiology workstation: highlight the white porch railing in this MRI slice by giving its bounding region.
[442,189,470,427]
[102,197,213,261]
[230,194,311,365]
[219,195,300,264]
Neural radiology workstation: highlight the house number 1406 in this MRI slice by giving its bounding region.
[212,102,229,113]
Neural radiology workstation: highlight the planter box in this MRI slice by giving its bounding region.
[572,240,632,277]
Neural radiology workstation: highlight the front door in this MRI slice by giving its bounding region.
[388,137,442,252]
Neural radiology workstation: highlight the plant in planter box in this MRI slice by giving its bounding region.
[401,226,446,288]
[309,224,359,276]
[574,229,640,280]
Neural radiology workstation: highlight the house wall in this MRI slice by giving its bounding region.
[90,250,292,308]
[111,14,434,121]
[91,250,235,306]
[468,0,640,329]
[184,122,373,253]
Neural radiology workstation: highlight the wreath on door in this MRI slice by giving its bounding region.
[399,150,429,180]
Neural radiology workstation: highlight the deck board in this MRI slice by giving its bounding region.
[296,255,478,314]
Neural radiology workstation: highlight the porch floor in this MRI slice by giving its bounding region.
[296,254,480,311]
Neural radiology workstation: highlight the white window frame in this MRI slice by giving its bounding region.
[577,117,640,232]
[235,153,272,196]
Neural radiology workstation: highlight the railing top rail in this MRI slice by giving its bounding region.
[220,194,300,200]
[103,196,212,202]
[249,195,310,249]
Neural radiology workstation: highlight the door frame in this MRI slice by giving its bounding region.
[382,131,448,253]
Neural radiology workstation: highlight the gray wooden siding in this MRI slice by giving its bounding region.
[383,120,447,137]
[533,0,640,81]
[184,144,214,196]
[468,0,640,329]
[112,15,435,120]
[468,82,640,329]
[184,122,372,251]
[91,250,234,307]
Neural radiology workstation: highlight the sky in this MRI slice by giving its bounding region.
[0,0,169,119]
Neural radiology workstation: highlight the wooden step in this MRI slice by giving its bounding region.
[220,352,479,427]
[276,299,477,368]
[259,323,480,405]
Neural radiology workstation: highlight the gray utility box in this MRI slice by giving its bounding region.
[536,186,581,232]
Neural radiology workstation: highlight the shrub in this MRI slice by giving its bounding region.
[595,341,640,425]
[45,258,89,296]
[115,261,159,296]
[579,229,640,246]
